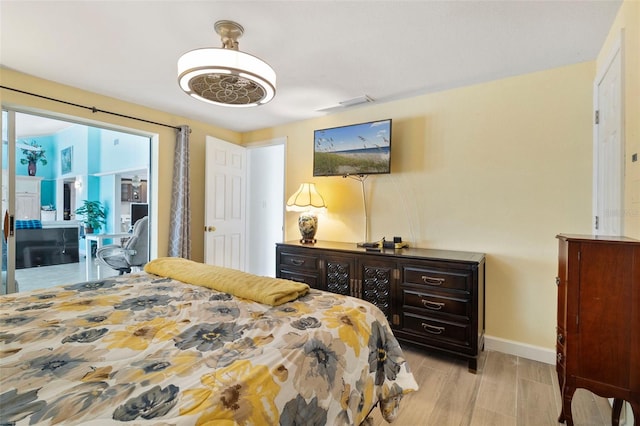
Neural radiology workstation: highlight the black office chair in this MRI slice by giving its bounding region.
[96,216,149,274]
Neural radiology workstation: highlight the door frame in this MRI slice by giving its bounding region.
[204,136,286,274]
[245,137,286,276]
[2,110,18,294]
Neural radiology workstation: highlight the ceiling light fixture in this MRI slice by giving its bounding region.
[177,20,276,107]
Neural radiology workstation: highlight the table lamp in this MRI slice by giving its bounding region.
[286,183,327,244]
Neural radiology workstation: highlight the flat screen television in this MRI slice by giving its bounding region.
[130,203,148,226]
[313,119,392,177]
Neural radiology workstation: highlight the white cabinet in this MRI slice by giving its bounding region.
[16,176,41,194]
[2,174,42,220]
[15,193,40,220]
[15,176,42,220]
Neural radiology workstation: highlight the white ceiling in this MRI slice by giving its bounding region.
[1,1,622,135]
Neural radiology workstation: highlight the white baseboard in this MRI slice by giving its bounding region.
[484,335,556,365]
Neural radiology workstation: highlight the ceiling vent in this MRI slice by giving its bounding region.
[316,95,374,113]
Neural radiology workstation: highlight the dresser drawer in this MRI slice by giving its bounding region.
[403,266,470,292]
[402,312,470,347]
[279,251,319,272]
[403,289,470,320]
[279,269,321,288]
[277,241,486,373]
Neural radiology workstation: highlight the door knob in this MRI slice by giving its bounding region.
[205,226,216,232]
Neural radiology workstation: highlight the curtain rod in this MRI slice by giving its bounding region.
[1,85,184,131]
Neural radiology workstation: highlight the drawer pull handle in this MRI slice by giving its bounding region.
[421,323,445,334]
[421,299,445,310]
[291,259,305,266]
[422,276,445,285]
[290,277,306,283]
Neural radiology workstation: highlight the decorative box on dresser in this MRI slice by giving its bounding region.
[276,240,485,372]
[556,234,640,426]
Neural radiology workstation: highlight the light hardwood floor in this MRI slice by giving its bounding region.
[9,262,617,426]
[369,346,613,426]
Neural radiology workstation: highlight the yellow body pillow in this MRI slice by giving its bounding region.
[144,257,309,306]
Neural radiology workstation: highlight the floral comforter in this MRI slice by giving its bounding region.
[0,272,418,425]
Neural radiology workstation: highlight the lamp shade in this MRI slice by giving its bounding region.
[287,183,326,244]
[286,183,327,212]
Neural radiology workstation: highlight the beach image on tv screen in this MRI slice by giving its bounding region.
[313,119,391,176]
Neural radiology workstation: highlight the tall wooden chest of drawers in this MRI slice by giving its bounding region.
[276,241,485,372]
[556,234,640,425]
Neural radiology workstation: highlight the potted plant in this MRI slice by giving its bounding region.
[75,200,107,234]
[19,141,47,176]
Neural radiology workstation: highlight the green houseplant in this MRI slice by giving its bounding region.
[19,141,47,176]
[75,200,107,234]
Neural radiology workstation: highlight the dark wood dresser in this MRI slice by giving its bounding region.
[556,234,640,425]
[276,240,485,372]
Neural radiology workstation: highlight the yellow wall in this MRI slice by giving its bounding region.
[0,56,612,352]
[0,68,241,260]
[597,0,640,239]
[244,62,595,350]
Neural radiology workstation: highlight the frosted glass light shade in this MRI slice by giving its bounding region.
[177,48,276,107]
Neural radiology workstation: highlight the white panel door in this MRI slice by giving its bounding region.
[204,136,247,270]
[593,37,624,236]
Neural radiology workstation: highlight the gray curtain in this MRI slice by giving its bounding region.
[168,125,191,258]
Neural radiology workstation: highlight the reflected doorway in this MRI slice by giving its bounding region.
[2,109,152,293]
